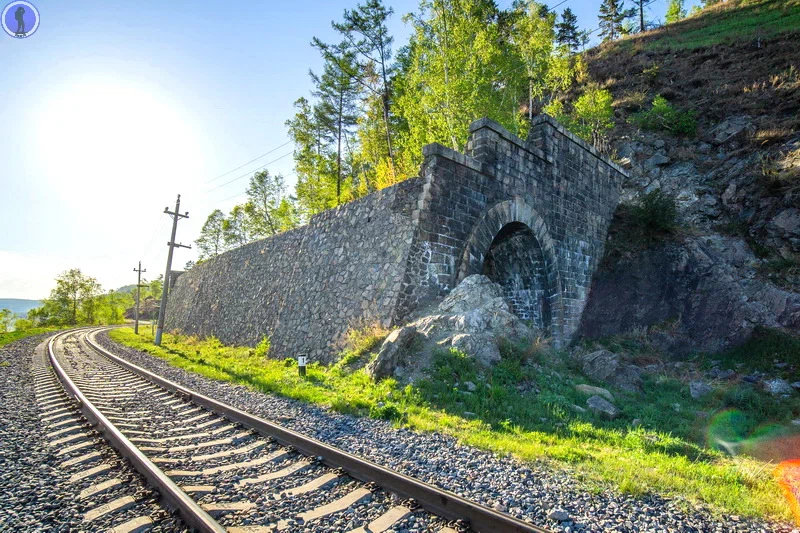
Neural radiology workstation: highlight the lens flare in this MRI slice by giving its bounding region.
[775,460,800,525]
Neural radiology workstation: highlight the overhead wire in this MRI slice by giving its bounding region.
[204,140,292,184]
[206,152,294,193]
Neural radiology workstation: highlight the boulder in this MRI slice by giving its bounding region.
[586,395,620,419]
[366,326,417,380]
[580,350,643,393]
[763,378,794,395]
[444,333,501,366]
[575,384,615,402]
[689,380,713,400]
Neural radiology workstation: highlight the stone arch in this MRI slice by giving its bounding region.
[458,198,562,337]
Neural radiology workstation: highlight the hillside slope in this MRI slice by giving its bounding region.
[577,0,800,353]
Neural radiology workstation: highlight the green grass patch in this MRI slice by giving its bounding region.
[109,327,795,522]
[631,0,800,51]
[0,327,59,347]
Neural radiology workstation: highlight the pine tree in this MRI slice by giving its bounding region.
[598,0,634,42]
[665,0,686,24]
[555,7,580,53]
[310,49,360,205]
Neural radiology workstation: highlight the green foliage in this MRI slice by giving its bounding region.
[254,336,271,358]
[552,86,615,144]
[665,0,687,23]
[24,269,133,327]
[631,189,679,234]
[598,0,636,42]
[110,327,796,521]
[631,95,697,136]
[0,309,14,333]
[0,326,59,347]
[196,209,227,260]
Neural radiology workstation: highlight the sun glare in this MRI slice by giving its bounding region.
[33,77,204,202]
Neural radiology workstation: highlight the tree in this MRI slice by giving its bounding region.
[569,86,615,146]
[555,8,581,53]
[313,0,396,180]
[223,204,252,249]
[33,269,101,326]
[396,0,523,159]
[0,309,14,333]
[665,0,686,24]
[244,170,292,237]
[598,0,635,42]
[196,209,227,260]
[632,0,649,33]
[514,2,556,122]
[287,97,338,217]
[149,275,163,301]
[80,277,103,324]
[310,49,361,204]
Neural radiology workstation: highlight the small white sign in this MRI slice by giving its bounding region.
[298,356,307,367]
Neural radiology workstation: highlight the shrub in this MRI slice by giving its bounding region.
[631,189,679,234]
[631,95,697,136]
[254,336,271,358]
[546,87,615,146]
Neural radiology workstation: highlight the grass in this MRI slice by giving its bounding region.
[0,327,59,348]
[109,326,797,523]
[614,0,800,52]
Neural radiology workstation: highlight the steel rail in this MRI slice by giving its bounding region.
[47,329,227,533]
[86,329,552,533]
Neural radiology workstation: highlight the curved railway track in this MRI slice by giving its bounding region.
[45,328,551,533]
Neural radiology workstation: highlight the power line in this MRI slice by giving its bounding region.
[140,213,167,262]
[217,171,298,204]
[204,140,292,184]
[206,151,293,193]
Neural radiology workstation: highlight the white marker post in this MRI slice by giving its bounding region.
[298,354,307,377]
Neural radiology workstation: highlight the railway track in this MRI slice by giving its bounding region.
[45,328,550,533]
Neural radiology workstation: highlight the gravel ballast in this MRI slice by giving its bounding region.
[0,333,188,532]
[97,330,800,533]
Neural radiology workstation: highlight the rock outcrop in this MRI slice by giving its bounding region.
[367,275,534,380]
[580,233,800,354]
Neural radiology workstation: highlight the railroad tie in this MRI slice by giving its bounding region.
[275,487,372,531]
[345,505,413,533]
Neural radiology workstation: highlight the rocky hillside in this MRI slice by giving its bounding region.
[578,0,800,353]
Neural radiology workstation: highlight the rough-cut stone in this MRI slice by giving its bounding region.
[709,115,754,145]
[446,333,500,366]
[581,350,619,381]
[579,350,643,393]
[574,384,615,402]
[366,326,417,380]
[791,381,800,390]
[166,116,624,361]
[763,378,794,395]
[586,395,620,419]
[690,381,713,400]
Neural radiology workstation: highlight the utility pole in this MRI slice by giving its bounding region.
[133,262,146,335]
[154,194,190,346]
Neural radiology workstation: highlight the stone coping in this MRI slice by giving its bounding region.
[530,114,630,178]
[467,117,551,163]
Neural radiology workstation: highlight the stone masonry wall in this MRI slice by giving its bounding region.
[165,181,421,363]
[166,115,625,360]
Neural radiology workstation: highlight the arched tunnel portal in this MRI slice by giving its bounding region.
[458,198,563,340]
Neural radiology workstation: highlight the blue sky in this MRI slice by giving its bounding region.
[0,0,691,299]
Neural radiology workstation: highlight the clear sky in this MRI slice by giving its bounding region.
[0,0,689,300]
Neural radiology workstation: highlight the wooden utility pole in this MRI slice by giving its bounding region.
[154,195,190,346]
[133,262,146,335]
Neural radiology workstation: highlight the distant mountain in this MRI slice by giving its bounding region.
[0,299,42,318]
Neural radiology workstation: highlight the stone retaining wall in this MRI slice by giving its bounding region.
[166,116,625,360]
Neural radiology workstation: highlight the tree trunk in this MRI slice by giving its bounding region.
[337,90,343,205]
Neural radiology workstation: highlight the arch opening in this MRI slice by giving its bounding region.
[481,221,551,331]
